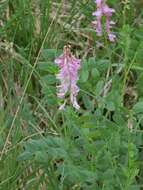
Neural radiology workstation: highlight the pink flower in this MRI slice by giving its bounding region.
[96,0,102,7]
[55,45,80,110]
[92,0,116,42]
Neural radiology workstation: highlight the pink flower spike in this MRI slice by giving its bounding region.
[92,0,116,42]
[55,45,80,110]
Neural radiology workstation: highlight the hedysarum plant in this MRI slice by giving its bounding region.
[55,45,80,110]
[92,0,116,42]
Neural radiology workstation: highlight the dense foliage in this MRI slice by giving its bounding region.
[0,0,143,189]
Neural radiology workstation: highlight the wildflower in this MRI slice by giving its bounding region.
[92,0,116,42]
[55,45,80,110]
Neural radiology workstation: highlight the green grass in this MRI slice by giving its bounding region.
[0,0,143,189]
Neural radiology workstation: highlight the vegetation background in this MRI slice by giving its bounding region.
[0,0,143,189]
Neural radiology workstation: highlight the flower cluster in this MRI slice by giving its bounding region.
[92,0,116,42]
[54,1,116,110]
[55,45,80,110]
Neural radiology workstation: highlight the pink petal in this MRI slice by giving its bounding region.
[108,33,116,42]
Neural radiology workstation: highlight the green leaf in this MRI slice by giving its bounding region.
[82,94,94,110]
[17,151,33,161]
[80,70,89,83]
[35,151,49,163]
[40,49,62,60]
[88,57,96,69]
[106,101,115,111]
[91,68,100,81]
[95,80,104,95]
[133,101,143,114]
[37,61,58,73]
[80,60,89,83]
[40,75,56,85]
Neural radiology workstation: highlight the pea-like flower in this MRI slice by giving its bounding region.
[92,0,116,42]
[55,45,80,110]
